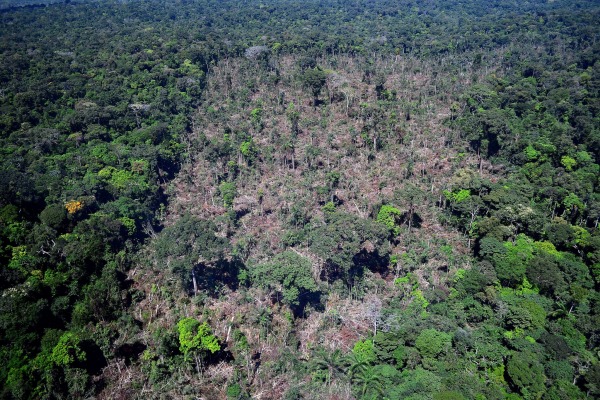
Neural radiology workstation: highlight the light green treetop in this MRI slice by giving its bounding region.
[177,318,220,361]
[50,332,86,366]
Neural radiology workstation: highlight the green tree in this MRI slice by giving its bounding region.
[250,107,263,131]
[506,352,546,400]
[352,339,376,365]
[377,205,402,236]
[219,181,237,208]
[560,156,576,171]
[481,234,534,287]
[177,317,220,375]
[309,211,390,283]
[251,251,318,313]
[50,332,86,367]
[415,329,452,358]
[388,368,442,399]
[39,204,67,230]
[154,214,228,290]
[562,193,584,220]
[302,67,327,106]
[286,102,300,136]
[396,183,425,231]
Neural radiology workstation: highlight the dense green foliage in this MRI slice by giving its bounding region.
[251,251,319,311]
[1,0,599,398]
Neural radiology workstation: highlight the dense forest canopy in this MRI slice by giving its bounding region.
[1,0,599,399]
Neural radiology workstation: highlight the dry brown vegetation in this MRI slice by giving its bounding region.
[109,51,502,398]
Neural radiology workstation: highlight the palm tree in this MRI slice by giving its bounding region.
[346,351,373,377]
[311,348,345,386]
[352,365,385,398]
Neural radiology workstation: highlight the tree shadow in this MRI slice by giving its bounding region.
[206,344,234,365]
[313,98,326,107]
[352,248,390,277]
[80,340,108,374]
[400,212,423,229]
[192,257,244,297]
[320,248,391,285]
[115,341,147,367]
[319,261,346,283]
[290,290,324,318]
